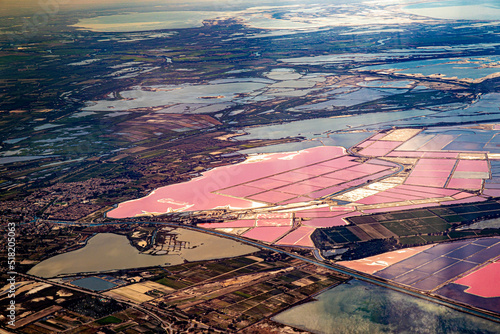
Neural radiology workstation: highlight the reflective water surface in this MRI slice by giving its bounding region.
[273,280,500,334]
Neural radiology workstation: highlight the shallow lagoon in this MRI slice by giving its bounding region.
[273,280,500,334]
[28,230,258,277]
[359,56,500,80]
[239,92,500,143]
[83,79,271,112]
[73,11,233,32]
[238,132,373,154]
[238,109,435,141]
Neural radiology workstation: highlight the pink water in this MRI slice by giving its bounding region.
[295,164,338,176]
[398,184,459,197]
[318,156,358,169]
[298,177,343,188]
[452,192,474,200]
[325,169,366,180]
[454,261,500,298]
[455,160,489,173]
[271,171,311,182]
[371,133,387,140]
[348,164,390,174]
[217,184,263,198]
[447,178,483,190]
[275,226,316,247]
[410,170,451,178]
[279,196,312,204]
[248,191,296,204]
[357,140,374,148]
[358,195,402,205]
[310,186,346,198]
[108,146,346,218]
[384,187,429,199]
[277,182,324,195]
[246,178,289,190]
[242,226,292,243]
[405,176,448,188]
[440,196,487,205]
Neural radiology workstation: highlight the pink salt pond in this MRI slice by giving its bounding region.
[275,226,316,248]
[357,194,402,205]
[405,176,448,188]
[447,178,483,190]
[455,160,489,173]
[397,184,458,197]
[242,226,292,243]
[454,261,500,298]
[108,146,347,218]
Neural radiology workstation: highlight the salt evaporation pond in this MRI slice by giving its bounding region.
[107,146,346,218]
[273,280,500,334]
[28,231,258,277]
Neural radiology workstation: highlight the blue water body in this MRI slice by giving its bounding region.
[360,80,414,88]
[239,109,436,141]
[239,132,374,154]
[71,277,117,291]
[3,137,28,144]
[397,125,500,153]
[390,93,500,129]
[360,56,500,80]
